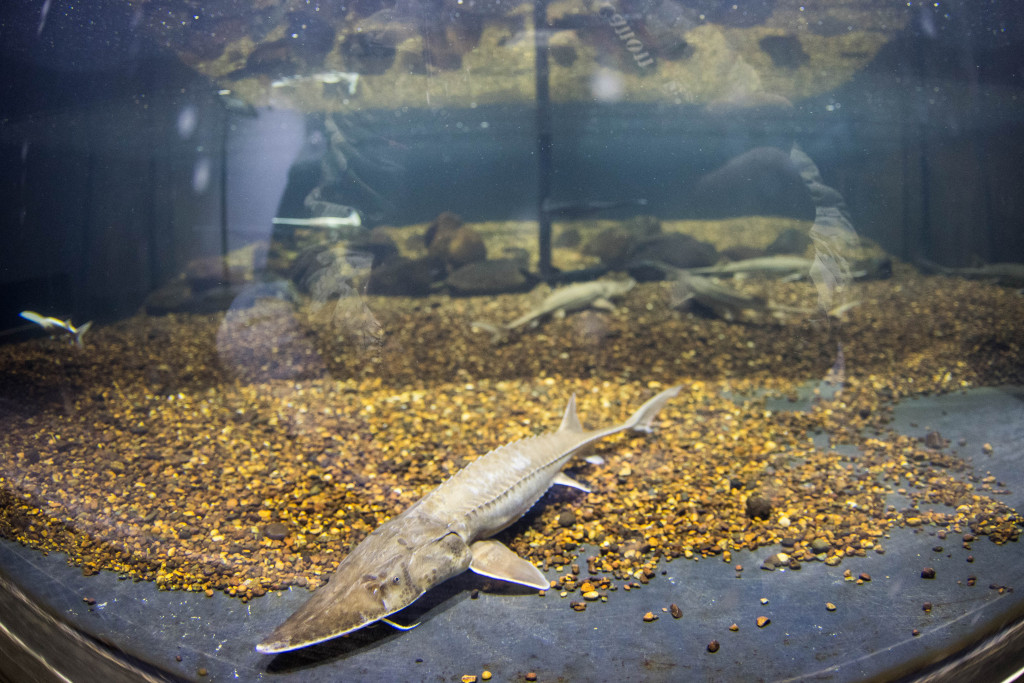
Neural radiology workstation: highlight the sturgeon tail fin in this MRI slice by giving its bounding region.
[623,386,681,434]
[74,321,93,348]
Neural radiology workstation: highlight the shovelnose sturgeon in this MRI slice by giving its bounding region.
[256,385,681,654]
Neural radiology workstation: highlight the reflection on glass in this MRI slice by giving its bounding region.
[1,1,1022,681]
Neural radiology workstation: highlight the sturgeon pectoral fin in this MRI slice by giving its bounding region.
[552,471,590,492]
[468,540,549,590]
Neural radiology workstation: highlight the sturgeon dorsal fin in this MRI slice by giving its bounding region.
[558,394,583,433]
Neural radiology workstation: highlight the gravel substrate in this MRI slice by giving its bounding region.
[1,267,1022,601]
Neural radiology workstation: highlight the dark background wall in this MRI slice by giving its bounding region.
[0,0,224,327]
[1,0,1022,330]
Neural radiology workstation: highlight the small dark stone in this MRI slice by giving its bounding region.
[810,538,831,554]
[557,510,577,528]
[921,567,936,579]
[924,431,945,449]
[670,603,683,619]
[932,546,943,552]
[746,496,772,520]
[859,572,871,582]
[470,589,480,599]
[967,555,974,563]
[780,537,796,548]
[707,640,720,653]
[264,522,289,541]
[922,602,932,612]
[548,33,578,67]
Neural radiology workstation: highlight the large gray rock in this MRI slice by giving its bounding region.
[446,259,536,296]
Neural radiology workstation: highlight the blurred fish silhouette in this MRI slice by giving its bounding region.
[542,198,648,219]
[216,89,258,118]
[20,311,92,348]
[915,258,1024,289]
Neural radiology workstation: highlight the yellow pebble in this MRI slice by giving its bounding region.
[482,672,492,681]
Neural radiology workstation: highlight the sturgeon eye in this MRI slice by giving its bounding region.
[392,576,401,585]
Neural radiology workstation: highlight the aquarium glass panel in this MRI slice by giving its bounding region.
[1,1,1023,680]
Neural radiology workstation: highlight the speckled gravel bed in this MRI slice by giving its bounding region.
[0,270,1021,600]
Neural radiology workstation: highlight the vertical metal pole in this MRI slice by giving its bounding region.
[534,0,553,282]
[220,113,230,281]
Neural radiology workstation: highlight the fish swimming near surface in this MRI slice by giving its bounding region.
[472,277,636,342]
[19,311,92,348]
[271,71,360,95]
[542,198,648,219]
[273,211,364,238]
[256,385,681,654]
